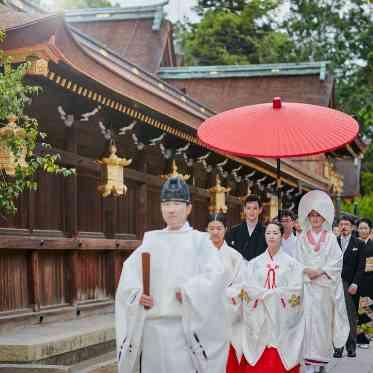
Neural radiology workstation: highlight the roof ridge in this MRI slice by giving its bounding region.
[159,62,330,81]
[64,1,168,16]
[64,1,168,30]
[160,61,329,71]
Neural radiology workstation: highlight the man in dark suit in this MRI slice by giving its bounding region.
[225,195,266,261]
[334,215,366,358]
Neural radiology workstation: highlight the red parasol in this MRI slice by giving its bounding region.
[197,97,359,211]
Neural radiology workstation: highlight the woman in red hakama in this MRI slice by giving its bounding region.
[239,222,304,373]
[206,213,243,373]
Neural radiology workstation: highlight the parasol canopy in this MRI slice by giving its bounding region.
[197,97,359,213]
[197,97,359,159]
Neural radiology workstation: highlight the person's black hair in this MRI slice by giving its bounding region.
[267,220,285,235]
[279,209,295,220]
[338,215,355,225]
[358,218,372,229]
[207,212,227,227]
[243,194,262,208]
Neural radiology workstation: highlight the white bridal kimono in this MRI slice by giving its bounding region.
[241,249,305,371]
[115,224,229,373]
[295,231,349,365]
[217,242,244,360]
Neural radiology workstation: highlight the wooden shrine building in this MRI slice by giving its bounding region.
[0,0,364,332]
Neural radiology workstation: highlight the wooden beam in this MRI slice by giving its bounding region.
[0,236,140,251]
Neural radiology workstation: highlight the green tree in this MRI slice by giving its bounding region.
[179,0,290,66]
[361,172,373,195]
[282,0,373,170]
[0,31,74,216]
[196,0,270,14]
[342,194,373,221]
[57,0,112,9]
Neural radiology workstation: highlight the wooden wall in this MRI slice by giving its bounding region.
[0,86,243,325]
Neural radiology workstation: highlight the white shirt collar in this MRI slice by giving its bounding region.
[164,222,191,232]
[246,220,258,236]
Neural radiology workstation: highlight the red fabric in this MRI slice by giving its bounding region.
[197,99,359,158]
[241,347,300,373]
[226,345,241,373]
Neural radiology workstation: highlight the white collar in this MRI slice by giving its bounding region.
[341,234,351,241]
[164,222,191,232]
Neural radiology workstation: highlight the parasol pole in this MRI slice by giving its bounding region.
[277,158,281,216]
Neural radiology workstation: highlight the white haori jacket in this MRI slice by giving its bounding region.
[295,230,349,363]
[216,242,244,360]
[240,249,305,370]
[115,224,229,373]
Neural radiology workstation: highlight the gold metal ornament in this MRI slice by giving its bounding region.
[288,294,301,307]
[0,115,28,176]
[97,143,132,197]
[239,289,251,304]
[208,175,231,214]
[160,160,190,181]
[27,58,49,76]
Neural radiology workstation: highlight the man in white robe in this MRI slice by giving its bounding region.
[115,176,228,373]
[294,190,349,373]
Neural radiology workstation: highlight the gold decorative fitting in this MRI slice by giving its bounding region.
[288,294,301,307]
[0,115,28,176]
[239,289,251,304]
[97,144,132,198]
[161,160,190,181]
[208,175,231,214]
[28,58,49,76]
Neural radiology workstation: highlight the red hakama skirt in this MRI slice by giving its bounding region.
[226,345,241,373]
[240,347,300,373]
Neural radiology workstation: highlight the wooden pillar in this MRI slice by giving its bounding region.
[28,190,36,233]
[69,250,81,305]
[111,251,123,293]
[64,124,78,237]
[134,152,148,239]
[30,251,41,312]
[103,195,117,238]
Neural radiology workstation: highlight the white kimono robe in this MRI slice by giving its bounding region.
[241,249,305,370]
[217,242,244,360]
[115,224,229,373]
[294,231,349,365]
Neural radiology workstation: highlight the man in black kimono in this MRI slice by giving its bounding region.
[334,215,366,358]
[225,195,266,261]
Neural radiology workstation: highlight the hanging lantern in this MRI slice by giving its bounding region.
[97,143,132,197]
[208,175,231,214]
[160,159,190,181]
[0,115,28,176]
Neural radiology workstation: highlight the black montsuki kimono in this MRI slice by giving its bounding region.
[360,239,373,298]
[225,221,266,262]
